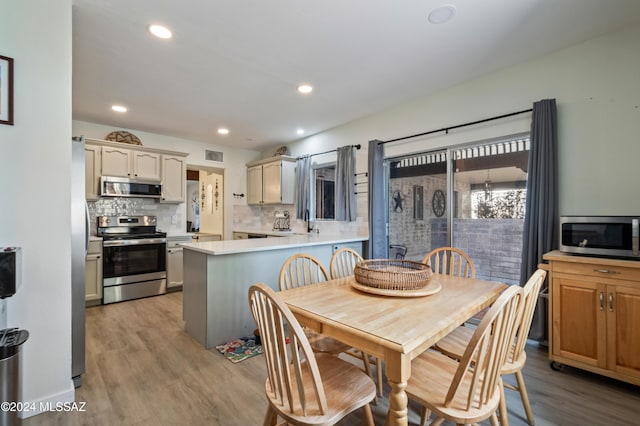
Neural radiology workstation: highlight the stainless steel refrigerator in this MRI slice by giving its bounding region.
[71,136,87,387]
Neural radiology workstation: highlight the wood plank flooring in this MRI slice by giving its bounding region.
[24,291,640,426]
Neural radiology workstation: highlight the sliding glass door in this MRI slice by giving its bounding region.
[387,134,529,285]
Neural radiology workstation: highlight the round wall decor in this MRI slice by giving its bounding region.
[432,189,446,217]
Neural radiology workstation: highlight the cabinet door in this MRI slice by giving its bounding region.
[262,161,282,204]
[101,146,132,177]
[85,144,101,200]
[247,165,263,205]
[161,155,185,203]
[85,253,103,302]
[607,284,640,378]
[132,151,161,180]
[167,247,183,288]
[552,278,606,368]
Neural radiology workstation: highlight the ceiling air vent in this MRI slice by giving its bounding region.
[205,150,223,162]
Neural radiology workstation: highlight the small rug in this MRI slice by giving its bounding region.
[215,336,263,363]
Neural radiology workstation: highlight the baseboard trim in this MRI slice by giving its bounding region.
[19,380,75,419]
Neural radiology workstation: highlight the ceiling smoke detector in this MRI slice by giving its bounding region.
[428,5,457,24]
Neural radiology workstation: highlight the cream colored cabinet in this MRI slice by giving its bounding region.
[192,234,221,242]
[85,144,102,200]
[101,145,161,181]
[246,165,264,205]
[545,251,640,385]
[167,236,191,289]
[160,155,185,203]
[246,156,295,205]
[85,240,103,305]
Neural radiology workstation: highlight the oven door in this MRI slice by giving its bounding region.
[103,238,167,285]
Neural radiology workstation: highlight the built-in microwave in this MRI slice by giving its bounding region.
[100,176,162,198]
[560,216,640,259]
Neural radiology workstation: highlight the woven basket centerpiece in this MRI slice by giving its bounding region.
[354,259,433,291]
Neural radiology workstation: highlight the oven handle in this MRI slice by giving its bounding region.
[103,238,167,247]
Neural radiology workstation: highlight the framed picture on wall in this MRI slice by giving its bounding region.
[0,55,14,125]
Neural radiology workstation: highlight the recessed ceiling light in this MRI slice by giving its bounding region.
[428,4,456,24]
[111,105,127,113]
[148,24,172,39]
[296,129,305,135]
[217,128,229,135]
[297,84,313,94]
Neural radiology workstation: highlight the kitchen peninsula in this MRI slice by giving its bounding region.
[181,233,368,348]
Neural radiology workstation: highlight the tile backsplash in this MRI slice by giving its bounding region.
[88,198,183,235]
[232,204,366,235]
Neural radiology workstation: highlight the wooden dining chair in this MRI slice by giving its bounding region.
[434,269,547,425]
[248,283,376,426]
[329,247,363,280]
[406,284,524,426]
[328,248,384,397]
[278,253,349,354]
[422,246,476,279]
[279,253,330,290]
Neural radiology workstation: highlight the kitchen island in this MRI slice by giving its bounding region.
[181,233,368,348]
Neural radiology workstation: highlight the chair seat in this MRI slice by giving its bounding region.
[266,353,376,425]
[435,322,525,374]
[406,350,502,424]
[305,329,351,354]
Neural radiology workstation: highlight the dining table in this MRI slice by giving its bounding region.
[278,273,506,426]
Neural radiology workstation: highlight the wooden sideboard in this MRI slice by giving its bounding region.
[544,250,640,385]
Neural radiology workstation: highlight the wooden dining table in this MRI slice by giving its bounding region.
[278,273,506,426]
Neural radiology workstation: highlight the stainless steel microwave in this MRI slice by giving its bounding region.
[560,216,640,259]
[100,176,162,198]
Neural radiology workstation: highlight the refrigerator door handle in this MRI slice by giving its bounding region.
[85,202,90,254]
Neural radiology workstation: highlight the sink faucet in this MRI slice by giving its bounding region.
[304,209,314,233]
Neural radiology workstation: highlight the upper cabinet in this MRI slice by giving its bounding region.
[246,156,296,205]
[101,145,161,181]
[85,144,102,201]
[85,138,187,203]
[160,155,186,203]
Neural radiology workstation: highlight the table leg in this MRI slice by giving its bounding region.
[384,351,410,426]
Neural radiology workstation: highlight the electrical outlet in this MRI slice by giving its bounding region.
[171,215,178,224]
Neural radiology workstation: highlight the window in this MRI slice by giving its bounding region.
[313,164,335,220]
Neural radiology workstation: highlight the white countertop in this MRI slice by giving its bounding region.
[181,232,368,255]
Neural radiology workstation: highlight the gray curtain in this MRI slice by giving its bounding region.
[295,156,311,220]
[368,140,387,259]
[520,98,558,341]
[335,146,357,221]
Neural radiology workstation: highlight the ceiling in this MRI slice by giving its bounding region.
[72,0,640,152]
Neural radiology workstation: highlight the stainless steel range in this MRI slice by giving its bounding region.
[97,216,167,304]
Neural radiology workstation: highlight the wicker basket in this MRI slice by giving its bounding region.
[354,259,433,291]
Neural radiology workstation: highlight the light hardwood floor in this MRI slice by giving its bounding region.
[24,291,640,426]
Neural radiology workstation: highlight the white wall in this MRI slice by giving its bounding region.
[287,22,640,218]
[73,120,262,239]
[0,0,74,414]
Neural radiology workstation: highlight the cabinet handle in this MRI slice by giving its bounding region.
[609,293,614,312]
[599,291,604,310]
[592,269,620,275]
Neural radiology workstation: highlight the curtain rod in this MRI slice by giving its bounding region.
[296,144,361,160]
[378,108,533,146]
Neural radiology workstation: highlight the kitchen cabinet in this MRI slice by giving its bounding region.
[85,240,103,305]
[160,155,185,203]
[233,232,248,240]
[85,139,188,203]
[246,156,295,205]
[85,144,101,200]
[167,236,192,290]
[192,233,221,242]
[545,250,640,385]
[101,145,161,181]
